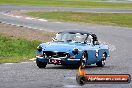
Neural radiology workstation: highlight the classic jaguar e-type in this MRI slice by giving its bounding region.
[36,31,110,68]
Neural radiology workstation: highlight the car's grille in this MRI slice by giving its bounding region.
[43,51,69,58]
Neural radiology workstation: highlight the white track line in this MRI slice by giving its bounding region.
[2,13,48,22]
[99,40,116,52]
[4,63,14,65]
[29,58,36,61]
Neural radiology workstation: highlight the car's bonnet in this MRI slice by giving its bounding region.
[43,42,86,52]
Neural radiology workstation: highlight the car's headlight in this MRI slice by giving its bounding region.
[72,48,79,55]
[37,45,42,52]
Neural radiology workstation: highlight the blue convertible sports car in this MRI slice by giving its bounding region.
[36,31,110,68]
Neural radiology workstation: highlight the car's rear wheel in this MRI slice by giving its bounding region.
[96,53,106,67]
[36,60,47,68]
[80,52,88,68]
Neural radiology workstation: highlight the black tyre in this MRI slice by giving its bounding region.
[96,53,106,67]
[36,60,47,68]
[80,52,88,68]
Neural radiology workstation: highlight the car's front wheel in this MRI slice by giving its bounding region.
[80,52,88,68]
[96,53,106,67]
[36,60,47,68]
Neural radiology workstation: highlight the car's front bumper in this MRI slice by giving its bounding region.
[36,56,80,65]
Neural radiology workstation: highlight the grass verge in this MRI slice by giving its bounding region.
[26,12,132,28]
[0,0,132,8]
[0,34,41,63]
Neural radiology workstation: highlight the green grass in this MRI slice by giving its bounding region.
[26,12,132,28]
[0,0,132,8]
[0,34,41,63]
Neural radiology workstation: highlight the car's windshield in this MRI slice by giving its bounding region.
[55,32,88,43]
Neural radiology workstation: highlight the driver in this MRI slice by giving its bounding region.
[91,34,98,45]
[88,35,93,44]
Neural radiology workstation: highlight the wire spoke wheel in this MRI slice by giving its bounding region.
[96,53,106,67]
[102,53,106,65]
[81,52,87,68]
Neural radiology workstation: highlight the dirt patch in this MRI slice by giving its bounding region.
[0,23,55,42]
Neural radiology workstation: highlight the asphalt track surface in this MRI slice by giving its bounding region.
[0,5,132,88]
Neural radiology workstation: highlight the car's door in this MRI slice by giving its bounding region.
[86,41,101,64]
